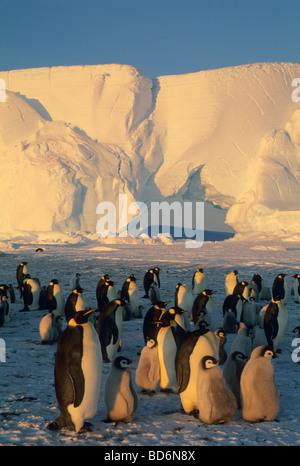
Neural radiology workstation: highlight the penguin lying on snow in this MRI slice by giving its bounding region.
[47,308,102,432]
[241,345,279,422]
[104,356,138,423]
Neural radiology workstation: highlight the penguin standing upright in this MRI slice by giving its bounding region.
[65,287,86,322]
[223,351,247,409]
[16,262,28,298]
[97,299,124,363]
[251,273,264,300]
[45,279,65,317]
[233,281,249,300]
[222,294,244,329]
[191,290,215,328]
[69,273,81,291]
[175,323,219,414]
[0,284,12,323]
[214,328,227,365]
[155,309,186,393]
[148,282,161,305]
[135,338,160,394]
[230,323,254,359]
[20,274,41,311]
[225,270,239,296]
[192,268,206,294]
[175,283,193,317]
[263,298,288,352]
[272,274,287,303]
[142,301,169,344]
[47,308,102,432]
[143,269,158,298]
[153,267,161,288]
[197,356,237,425]
[39,312,63,344]
[121,274,140,319]
[240,345,279,422]
[0,289,8,327]
[292,274,300,303]
[104,356,138,423]
[96,279,117,310]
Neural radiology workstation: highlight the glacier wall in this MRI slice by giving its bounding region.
[0,62,300,239]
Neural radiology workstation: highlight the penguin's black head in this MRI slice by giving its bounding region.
[73,287,86,294]
[154,267,161,272]
[50,279,60,285]
[169,306,185,315]
[201,355,218,370]
[71,308,95,325]
[202,289,216,297]
[129,273,137,281]
[277,273,286,279]
[232,351,247,362]
[154,309,176,327]
[216,328,226,339]
[197,268,204,273]
[114,356,134,369]
[233,270,238,275]
[292,326,300,335]
[155,301,170,309]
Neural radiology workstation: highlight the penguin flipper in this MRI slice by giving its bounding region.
[23,283,33,306]
[68,357,85,408]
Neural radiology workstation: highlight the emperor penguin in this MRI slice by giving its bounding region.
[148,282,161,305]
[0,284,12,323]
[142,301,170,344]
[0,289,8,327]
[230,323,254,359]
[175,283,193,317]
[65,287,86,322]
[250,273,264,300]
[263,298,288,352]
[169,306,190,332]
[272,273,287,304]
[191,289,215,328]
[69,273,81,291]
[153,267,161,288]
[96,299,124,363]
[222,309,239,334]
[121,274,140,319]
[175,322,219,414]
[143,268,159,298]
[155,309,186,393]
[214,328,227,365]
[47,308,102,432]
[45,279,65,317]
[135,338,160,394]
[225,270,239,296]
[222,293,244,325]
[39,312,63,344]
[197,356,237,424]
[96,279,117,310]
[104,356,138,423]
[240,345,279,422]
[20,274,41,311]
[223,351,247,409]
[16,262,28,298]
[233,281,249,300]
[292,274,300,303]
[192,268,206,294]
[241,299,258,328]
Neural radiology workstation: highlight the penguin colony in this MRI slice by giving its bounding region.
[1,259,298,433]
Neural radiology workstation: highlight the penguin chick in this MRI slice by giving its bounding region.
[197,356,237,425]
[223,351,247,409]
[241,345,279,422]
[230,323,254,359]
[135,338,160,393]
[39,312,63,344]
[104,356,138,423]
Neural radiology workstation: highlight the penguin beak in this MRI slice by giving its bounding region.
[83,308,96,317]
[272,353,278,359]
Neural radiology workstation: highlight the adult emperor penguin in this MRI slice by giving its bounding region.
[175,322,219,414]
[191,289,215,328]
[65,287,86,322]
[263,297,288,352]
[175,283,193,317]
[0,284,12,323]
[69,273,81,291]
[16,262,28,298]
[225,270,239,296]
[142,301,170,344]
[97,299,124,363]
[233,281,249,300]
[222,293,244,325]
[155,309,186,393]
[223,351,247,409]
[192,268,206,295]
[45,279,65,317]
[169,306,190,331]
[20,274,41,311]
[240,345,279,422]
[292,274,300,303]
[272,273,287,303]
[121,274,140,319]
[39,312,63,344]
[143,269,157,298]
[251,273,264,300]
[96,279,117,310]
[0,289,8,327]
[47,308,102,432]
[148,282,161,305]
[104,356,138,423]
[197,356,237,424]
[135,338,160,394]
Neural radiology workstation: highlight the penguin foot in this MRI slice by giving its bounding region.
[19,307,30,312]
[189,409,199,418]
[47,417,63,431]
[78,422,93,433]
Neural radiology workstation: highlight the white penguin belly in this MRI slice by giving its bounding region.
[67,323,102,432]
[128,284,139,315]
[53,286,65,316]
[26,279,40,310]
[75,295,85,312]
[157,327,178,392]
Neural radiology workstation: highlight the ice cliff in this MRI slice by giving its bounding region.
[0,62,300,240]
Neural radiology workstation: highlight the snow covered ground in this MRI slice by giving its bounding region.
[0,236,299,447]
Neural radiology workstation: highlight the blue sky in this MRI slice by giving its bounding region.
[1,0,299,77]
